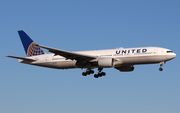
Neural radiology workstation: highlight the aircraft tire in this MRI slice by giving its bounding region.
[101,72,106,76]
[94,74,99,78]
[159,68,163,71]
[82,72,87,76]
[98,73,102,77]
[86,71,91,75]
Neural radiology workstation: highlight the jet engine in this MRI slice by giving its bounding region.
[98,58,114,68]
[115,65,134,72]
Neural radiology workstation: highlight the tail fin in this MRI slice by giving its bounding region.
[18,30,45,57]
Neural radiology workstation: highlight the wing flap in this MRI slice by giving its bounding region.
[36,44,97,61]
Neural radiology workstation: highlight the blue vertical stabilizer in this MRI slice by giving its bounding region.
[18,30,45,57]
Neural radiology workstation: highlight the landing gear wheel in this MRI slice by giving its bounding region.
[101,72,106,76]
[98,73,102,77]
[86,71,91,75]
[159,68,163,71]
[94,74,98,78]
[82,72,87,76]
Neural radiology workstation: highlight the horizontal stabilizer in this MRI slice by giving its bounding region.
[6,55,36,61]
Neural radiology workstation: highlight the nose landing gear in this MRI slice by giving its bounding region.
[159,61,166,71]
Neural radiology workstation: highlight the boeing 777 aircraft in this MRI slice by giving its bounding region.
[6,30,176,78]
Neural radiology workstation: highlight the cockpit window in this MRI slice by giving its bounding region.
[167,51,173,53]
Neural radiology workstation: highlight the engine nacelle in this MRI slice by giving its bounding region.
[98,58,114,68]
[115,65,134,72]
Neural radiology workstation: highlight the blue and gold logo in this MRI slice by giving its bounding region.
[27,42,45,57]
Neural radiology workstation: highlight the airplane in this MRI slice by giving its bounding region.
[6,30,176,78]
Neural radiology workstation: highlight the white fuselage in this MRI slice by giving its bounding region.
[19,47,176,69]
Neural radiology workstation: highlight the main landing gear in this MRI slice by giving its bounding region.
[159,61,166,71]
[94,68,106,78]
[82,69,94,76]
[82,68,106,78]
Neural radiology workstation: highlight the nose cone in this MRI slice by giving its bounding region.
[167,53,176,60]
[173,53,177,58]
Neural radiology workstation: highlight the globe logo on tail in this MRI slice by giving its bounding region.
[27,42,45,57]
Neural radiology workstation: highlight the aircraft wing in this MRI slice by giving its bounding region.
[6,55,36,61]
[36,44,97,61]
